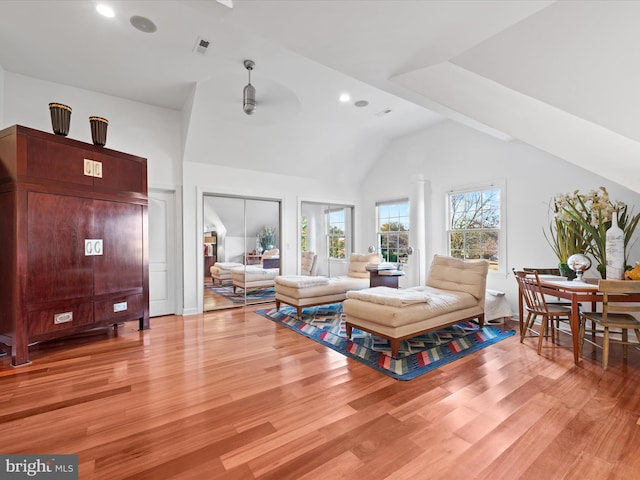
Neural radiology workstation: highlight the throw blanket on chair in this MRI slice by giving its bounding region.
[346,286,431,307]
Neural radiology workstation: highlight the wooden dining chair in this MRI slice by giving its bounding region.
[579,280,640,370]
[523,267,572,306]
[523,267,562,275]
[513,269,573,354]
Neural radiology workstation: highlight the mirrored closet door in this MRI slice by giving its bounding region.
[203,194,281,311]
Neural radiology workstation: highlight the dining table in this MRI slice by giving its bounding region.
[518,276,640,365]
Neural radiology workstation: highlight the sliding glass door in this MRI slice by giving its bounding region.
[300,201,353,277]
[203,194,281,311]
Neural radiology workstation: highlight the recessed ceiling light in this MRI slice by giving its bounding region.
[130,15,158,33]
[96,4,115,18]
[339,94,351,103]
[354,100,369,108]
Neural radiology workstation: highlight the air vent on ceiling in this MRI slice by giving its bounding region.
[194,37,210,55]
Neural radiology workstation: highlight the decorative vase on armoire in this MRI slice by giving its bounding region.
[606,211,625,280]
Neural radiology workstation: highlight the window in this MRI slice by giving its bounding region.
[302,201,353,276]
[447,186,501,270]
[327,209,346,260]
[377,200,410,263]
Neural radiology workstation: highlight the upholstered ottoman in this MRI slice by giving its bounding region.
[210,262,243,285]
[231,266,280,292]
[274,275,370,318]
[274,252,381,317]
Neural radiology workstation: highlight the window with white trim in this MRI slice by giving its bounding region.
[447,186,501,271]
[376,200,410,263]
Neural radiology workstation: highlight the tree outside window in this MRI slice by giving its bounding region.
[377,201,410,263]
[448,187,500,270]
[327,209,345,259]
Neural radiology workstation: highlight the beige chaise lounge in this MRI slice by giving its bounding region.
[343,254,489,357]
[210,262,243,285]
[274,252,380,317]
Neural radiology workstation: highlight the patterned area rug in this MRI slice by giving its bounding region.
[256,303,515,381]
[209,286,275,304]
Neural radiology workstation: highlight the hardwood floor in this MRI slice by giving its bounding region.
[204,278,238,311]
[1,306,640,479]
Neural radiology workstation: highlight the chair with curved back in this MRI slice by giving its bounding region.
[522,267,572,306]
[300,251,318,276]
[579,280,640,370]
[513,269,573,354]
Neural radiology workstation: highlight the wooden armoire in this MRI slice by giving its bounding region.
[0,125,149,366]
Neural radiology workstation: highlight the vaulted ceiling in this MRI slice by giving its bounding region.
[0,1,637,189]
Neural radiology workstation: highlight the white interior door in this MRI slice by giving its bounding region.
[149,189,176,317]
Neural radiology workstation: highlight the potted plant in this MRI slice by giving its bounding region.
[550,187,640,278]
[544,197,590,279]
[258,225,277,252]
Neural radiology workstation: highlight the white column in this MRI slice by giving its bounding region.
[410,174,427,285]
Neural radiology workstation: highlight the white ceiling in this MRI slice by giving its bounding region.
[0,0,638,189]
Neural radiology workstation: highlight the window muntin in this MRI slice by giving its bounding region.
[447,187,500,270]
[377,201,410,263]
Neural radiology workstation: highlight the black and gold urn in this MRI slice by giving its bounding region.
[49,103,72,136]
[89,116,108,146]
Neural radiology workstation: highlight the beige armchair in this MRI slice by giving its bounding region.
[301,251,318,276]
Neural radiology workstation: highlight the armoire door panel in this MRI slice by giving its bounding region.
[27,192,94,303]
[93,200,143,295]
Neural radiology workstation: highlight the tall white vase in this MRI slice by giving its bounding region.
[606,213,625,280]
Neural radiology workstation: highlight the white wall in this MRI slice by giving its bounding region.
[360,120,640,313]
[2,73,182,188]
[224,236,246,264]
[0,65,5,126]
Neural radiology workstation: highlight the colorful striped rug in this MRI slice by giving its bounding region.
[209,286,275,304]
[256,303,515,381]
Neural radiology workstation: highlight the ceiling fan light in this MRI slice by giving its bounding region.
[243,59,256,115]
[243,83,256,115]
